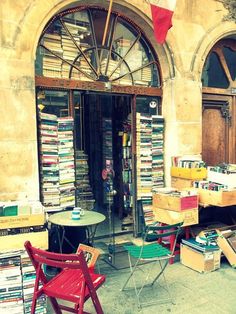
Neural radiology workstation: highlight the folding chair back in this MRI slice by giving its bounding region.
[76,244,101,272]
[144,222,183,255]
[24,240,105,314]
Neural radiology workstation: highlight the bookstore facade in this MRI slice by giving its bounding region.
[1,0,236,235]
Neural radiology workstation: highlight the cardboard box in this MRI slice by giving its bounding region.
[207,168,236,189]
[171,167,207,180]
[196,188,236,206]
[180,244,221,273]
[0,213,45,229]
[0,230,48,251]
[153,207,198,226]
[153,193,198,212]
[216,226,236,267]
[171,177,196,189]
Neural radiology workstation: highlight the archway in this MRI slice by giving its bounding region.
[35,5,164,241]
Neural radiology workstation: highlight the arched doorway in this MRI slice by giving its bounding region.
[35,5,163,238]
[202,39,236,166]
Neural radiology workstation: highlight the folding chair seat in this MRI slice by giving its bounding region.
[121,222,183,309]
[24,240,105,314]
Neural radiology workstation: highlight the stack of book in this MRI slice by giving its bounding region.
[182,238,219,253]
[58,117,76,209]
[136,113,154,224]
[21,252,46,313]
[141,66,152,86]
[39,112,60,212]
[75,150,95,211]
[42,33,63,78]
[100,58,120,79]
[152,115,165,191]
[0,251,24,313]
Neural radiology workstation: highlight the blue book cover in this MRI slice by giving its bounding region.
[182,238,219,252]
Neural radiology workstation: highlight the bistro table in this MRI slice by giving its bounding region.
[48,210,106,253]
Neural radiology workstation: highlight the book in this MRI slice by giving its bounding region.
[182,238,219,252]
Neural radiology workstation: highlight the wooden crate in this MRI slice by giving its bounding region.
[153,207,198,226]
[0,213,45,230]
[153,193,198,212]
[207,168,236,189]
[197,189,236,206]
[180,244,221,273]
[171,167,207,180]
[171,177,195,189]
[0,230,48,251]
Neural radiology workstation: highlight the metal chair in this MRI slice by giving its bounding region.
[121,221,183,309]
[24,240,105,314]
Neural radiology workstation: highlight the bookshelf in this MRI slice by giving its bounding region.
[102,118,114,205]
[121,116,133,230]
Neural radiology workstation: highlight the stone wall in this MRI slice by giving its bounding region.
[0,0,234,200]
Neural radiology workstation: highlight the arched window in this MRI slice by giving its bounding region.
[202,39,236,89]
[35,7,161,88]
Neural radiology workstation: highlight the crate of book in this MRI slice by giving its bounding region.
[153,188,198,212]
[153,207,198,226]
[171,177,196,189]
[207,166,236,189]
[196,188,236,206]
[0,228,48,251]
[180,242,221,273]
[0,213,45,230]
[171,166,207,180]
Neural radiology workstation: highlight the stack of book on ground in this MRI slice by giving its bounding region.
[75,150,95,210]
[136,113,154,225]
[39,112,61,212]
[58,117,76,209]
[21,251,46,313]
[0,251,24,313]
[151,115,165,191]
[152,187,199,227]
[180,230,221,273]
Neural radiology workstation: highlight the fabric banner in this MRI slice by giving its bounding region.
[150,0,177,44]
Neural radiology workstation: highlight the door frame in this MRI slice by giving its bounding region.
[202,93,235,164]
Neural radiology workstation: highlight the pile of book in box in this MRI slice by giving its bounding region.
[152,187,199,227]
[193,163,236,207]
[181,225,236,272]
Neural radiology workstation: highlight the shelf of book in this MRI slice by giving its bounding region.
[121,116,134,230]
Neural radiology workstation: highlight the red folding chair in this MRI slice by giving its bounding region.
[24,241,105,314]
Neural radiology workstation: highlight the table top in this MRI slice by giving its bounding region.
[48,210,106,227]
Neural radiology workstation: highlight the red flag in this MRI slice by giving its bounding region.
[150,0,177,44]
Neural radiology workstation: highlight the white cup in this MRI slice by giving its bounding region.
[71,207,81,220]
